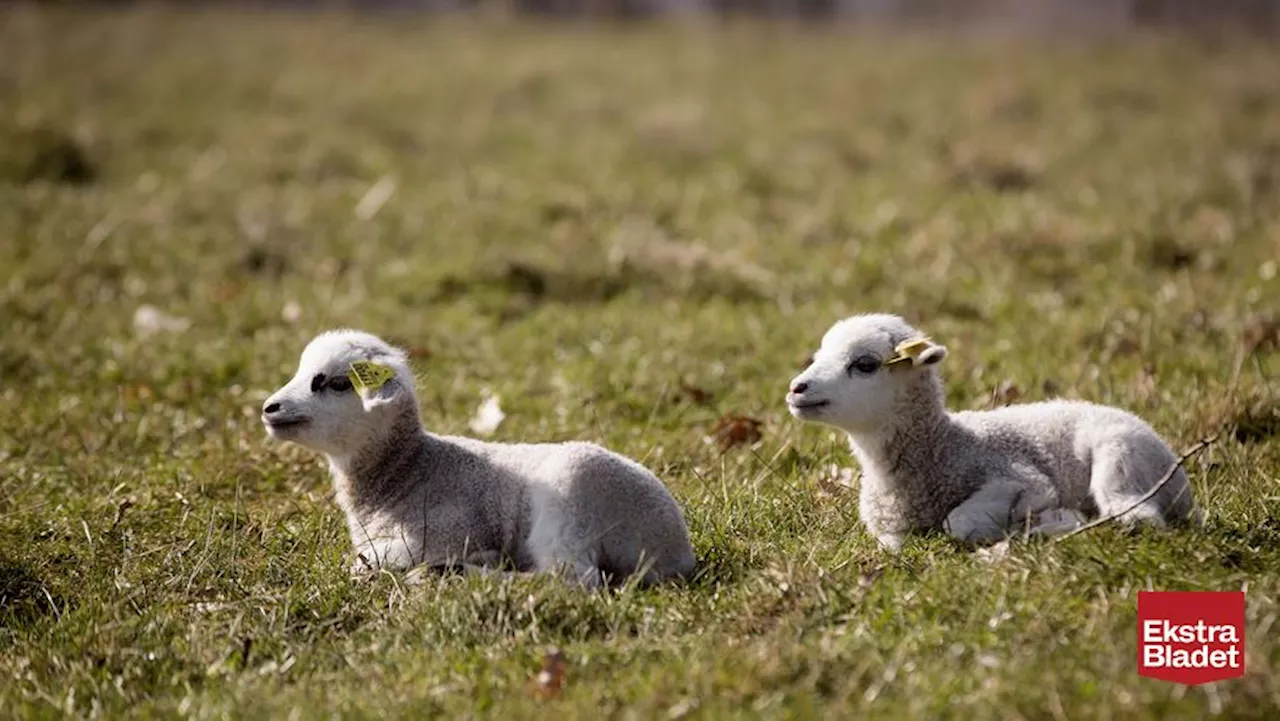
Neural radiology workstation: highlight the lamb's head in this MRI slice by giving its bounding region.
[262,330,418,457]
[786,314,947,434]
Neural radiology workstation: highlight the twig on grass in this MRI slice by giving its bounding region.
[1055,433,1219,542]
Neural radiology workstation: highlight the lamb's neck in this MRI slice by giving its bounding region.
[847,399,952,497]
[327,411,435,515]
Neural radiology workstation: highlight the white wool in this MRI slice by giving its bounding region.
[262,329,695,587]
[787,313,1201,550]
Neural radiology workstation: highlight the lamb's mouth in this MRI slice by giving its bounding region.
[264,417,310,431]
[788,400,830,411]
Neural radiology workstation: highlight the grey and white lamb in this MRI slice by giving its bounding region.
[785,313,1202,551]
[262,330,696,587]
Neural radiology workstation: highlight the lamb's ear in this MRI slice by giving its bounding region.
[915,344,948,366]
[348,361,401,412]
[357,379,401,412]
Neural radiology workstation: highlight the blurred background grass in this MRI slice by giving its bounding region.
[1,4,1277,718]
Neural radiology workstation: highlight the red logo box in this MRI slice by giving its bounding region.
[1138,591,1246,685]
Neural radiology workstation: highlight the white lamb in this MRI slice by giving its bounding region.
[261,330,696,587]
[785,313,1202,551]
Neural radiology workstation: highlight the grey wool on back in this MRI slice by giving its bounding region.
[262,330,696,587]
[786,313,1202,551]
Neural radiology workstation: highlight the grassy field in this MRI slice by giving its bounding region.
[2,6,1279,718]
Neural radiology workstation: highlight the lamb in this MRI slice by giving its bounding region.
[785,313,1202,551]
[260,329,696,587]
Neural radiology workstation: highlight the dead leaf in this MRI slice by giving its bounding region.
[531,647,566,700]
[468,392,505,436]
[676,382,713,406]
[857,564,885,588]
[110,498,133,531]
[384,337,432,360]
[213,281,243,302]
[1133,363,1157,401]
[989,380,1022,407]
[815,464,857,498]
[1243,316,1279,354]
[1231,399,1280,444]
[707,414,763,451]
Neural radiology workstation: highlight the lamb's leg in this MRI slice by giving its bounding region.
[874,532,907,552]
[944,481,1032,547]
[1088,441,1193,527]
[403,561,520,586]
[523,485,612,588]
[1027,508,1087,537]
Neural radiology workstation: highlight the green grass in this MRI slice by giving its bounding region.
[2,7,1279,718]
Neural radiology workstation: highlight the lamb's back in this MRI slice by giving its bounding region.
[947,400,1147,501]
[443,435,692,580]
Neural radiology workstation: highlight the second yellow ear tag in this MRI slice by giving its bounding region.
[884,337,932,367]
[348,360,396,391]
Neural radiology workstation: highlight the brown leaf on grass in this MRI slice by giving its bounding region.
[1132,364,1158,403]
[0,122,97,185]
[384,337,432,360]
[110,499,133,532]
[1243,316,1279,354]
[213,281,243,302]
[707,414,763,451]
[238,245,289,278]
[530,648,567,700]
[815,464,857,498]
[1146,235,1198,270]
[950,154,1038,193]
[988,380,1022,408]
[675,382,713,406]
[857,564,885,589]
[1231,400,1280,445]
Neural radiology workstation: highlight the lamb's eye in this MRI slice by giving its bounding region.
[847,356,881,376]
[310,373,327,392]
[328,375,353,393]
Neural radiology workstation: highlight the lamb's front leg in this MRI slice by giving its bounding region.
[402,554,520,586]
[1026,508,1087,537]
[350,545,509,583]
[944,481,1037,547]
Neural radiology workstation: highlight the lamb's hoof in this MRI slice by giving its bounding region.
[1028,508,1086,537]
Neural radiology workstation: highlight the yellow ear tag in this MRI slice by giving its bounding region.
[884,337,933,367]
[348,361,396,391]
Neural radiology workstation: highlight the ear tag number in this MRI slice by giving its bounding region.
[348,361,395,391]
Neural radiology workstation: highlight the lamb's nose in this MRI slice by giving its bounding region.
[263,402,281,415]
[791,382,809,394]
